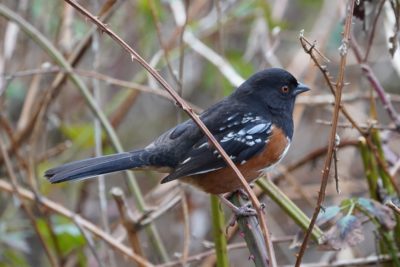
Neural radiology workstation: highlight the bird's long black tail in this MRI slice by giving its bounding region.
[45,150,149,183]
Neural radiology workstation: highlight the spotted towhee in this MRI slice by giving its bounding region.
[45,68,309,195]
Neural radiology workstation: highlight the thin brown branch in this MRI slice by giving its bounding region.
[36,141,72,163]
[149,0,181,89]
[63,0,276,265]
[177,0,189,96]
[361,63,400,129]
[298,92,400,105]
[295,1,357,265]
[179,188,190,265]
[272,139,359,184]
[0,115,29,171]
[2,66,202,112]
[299,36,365,135]
[111,188,146,266]
[316,119,398,131]
[0,179,153,266]
[275,166,316,208]
[71,216,105,267]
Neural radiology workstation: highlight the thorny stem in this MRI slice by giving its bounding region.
[64,0,276,265]
[295,0,357,265]
[299,37,365,135]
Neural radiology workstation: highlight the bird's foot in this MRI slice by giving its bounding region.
[225,202,257,233]
[233,202,257,216]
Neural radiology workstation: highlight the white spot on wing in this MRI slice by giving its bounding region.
[182,157,191,164]
[246,141,255,146]
[197,142,208,149]
[190,167,222,175]
[227,114,239,121]
[246,123,270,134]
[221,136,233,143]
[220,132,235,143]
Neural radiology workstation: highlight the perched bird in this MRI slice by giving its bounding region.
[45,68,309,202]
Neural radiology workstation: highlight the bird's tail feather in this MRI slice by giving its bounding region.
[45,150,148,183]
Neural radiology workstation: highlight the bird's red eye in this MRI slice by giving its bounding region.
[281,85,289,93]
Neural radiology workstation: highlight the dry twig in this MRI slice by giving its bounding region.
[295,1,357,265]
[111,187,146,266]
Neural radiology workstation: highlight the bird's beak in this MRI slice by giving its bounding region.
[293,82,310,96]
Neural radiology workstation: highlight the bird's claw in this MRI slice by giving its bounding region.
[226,203,257,233]
[235,203,257,216]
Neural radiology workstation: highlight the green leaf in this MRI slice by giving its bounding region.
[337,215,362,240]
[357,198,396,230]
[340,198,353,208]
[60,123,104,149]
[37,215,86,256]
[316,205,341,226]
[5,80,25,101]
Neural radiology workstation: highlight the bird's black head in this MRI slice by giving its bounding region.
[233,68,309,115]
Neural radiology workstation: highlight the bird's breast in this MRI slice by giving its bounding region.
[181,126,290,194]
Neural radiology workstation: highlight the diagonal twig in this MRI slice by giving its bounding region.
[111,187,146,266]
[295,0,357,265]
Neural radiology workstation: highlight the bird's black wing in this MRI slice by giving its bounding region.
[161,112,273,183]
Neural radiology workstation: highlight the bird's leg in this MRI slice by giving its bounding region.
[218,194,256,217]
[224,184,256,200]
[219,193,257,232]
[237,188,250,200]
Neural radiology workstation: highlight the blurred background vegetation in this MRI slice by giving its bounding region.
[0,0,400,266]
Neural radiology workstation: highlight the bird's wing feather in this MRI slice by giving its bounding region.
[161,113,272,183]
